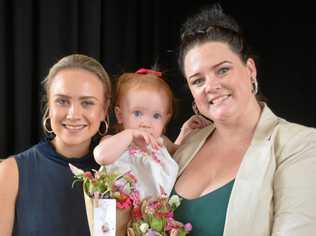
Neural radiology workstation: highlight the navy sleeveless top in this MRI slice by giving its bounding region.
[13,140,100,236]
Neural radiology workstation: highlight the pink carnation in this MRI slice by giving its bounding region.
[83,171,93,179]
[184,223,192,232]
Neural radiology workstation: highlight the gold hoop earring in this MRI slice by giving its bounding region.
[43,117,54,134]
[192,101,201,115]
[98,118,109,136]
[251,77,258,95]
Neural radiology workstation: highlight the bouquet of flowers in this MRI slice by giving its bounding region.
[127,195,192,236]
[69,164,140,236]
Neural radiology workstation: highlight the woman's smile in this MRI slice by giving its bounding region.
[62,123,88,132]
[209,94,232,105]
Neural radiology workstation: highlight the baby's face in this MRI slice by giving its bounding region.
[116,88,170,138]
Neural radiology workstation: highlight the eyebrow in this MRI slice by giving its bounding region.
[188,60,232,80]
[54,94,99,101]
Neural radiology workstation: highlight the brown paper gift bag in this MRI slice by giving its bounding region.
[84,192,131,236]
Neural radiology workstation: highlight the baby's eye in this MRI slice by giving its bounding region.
[132,111,142,117]
[217,67,230,76]
[81,100,95,108]
[153,113,162,119]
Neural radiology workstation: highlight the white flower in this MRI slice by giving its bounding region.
[139,222,149,233]
[168,195,181,208]
[69,163,84,175]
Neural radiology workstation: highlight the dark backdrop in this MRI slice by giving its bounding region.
[1,0,315,157]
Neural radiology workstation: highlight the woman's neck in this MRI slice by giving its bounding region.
[51,138,90,158]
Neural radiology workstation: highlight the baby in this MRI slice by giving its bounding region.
[94,68,208,199]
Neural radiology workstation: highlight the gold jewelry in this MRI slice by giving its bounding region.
[43,117,54,134]
[192,101,201,115]
[251,77,258,95]
[98,118,109,136]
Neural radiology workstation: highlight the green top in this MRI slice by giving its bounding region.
[174,179,234,236]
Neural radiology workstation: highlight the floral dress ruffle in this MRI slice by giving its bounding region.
[105,145,179,200]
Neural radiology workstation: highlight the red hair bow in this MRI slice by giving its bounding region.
[135,68,162,77]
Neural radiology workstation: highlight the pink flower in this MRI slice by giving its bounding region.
[129,195,192,235]
[117,197,132,209]
[167,211,174,218]
[70,165,140,210]
[151,152,161,164]
[165,219,174,231]
[144,230,156,236]
[184,223,192,232]
[124,172,137,184]
[128,147,137,156]
[132,207,142,220]
[130,191,141,206]
[151,201,161,210]
[83,171,93,179]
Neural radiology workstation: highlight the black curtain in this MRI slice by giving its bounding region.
[1,0,315,157]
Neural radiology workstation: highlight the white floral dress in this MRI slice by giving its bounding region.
[105,145,179,199]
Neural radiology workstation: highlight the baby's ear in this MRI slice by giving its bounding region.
[114,106,123,124]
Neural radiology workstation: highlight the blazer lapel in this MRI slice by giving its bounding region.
[224,105,280,236]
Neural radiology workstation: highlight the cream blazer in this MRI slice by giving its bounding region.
[174,105,316,236]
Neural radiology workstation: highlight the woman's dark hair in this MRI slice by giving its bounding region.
[178,3,254,75]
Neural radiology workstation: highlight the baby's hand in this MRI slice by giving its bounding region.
[130,129,161,153]
[183,114,210,131]
[175,115,211,145]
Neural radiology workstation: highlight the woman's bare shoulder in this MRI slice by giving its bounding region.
[0,157,18,183]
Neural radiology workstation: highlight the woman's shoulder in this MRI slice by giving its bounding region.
[257,104,316,150]
[0,156,18,190]
[266,114,316,167]
[0,156,17,170]
[173,125,214,170]
[276,117,316,136]
[0,141,47,185]
[277,119,316,146]
[260,103,316,137]
[8,141,51,170]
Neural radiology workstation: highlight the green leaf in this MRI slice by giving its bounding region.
[150,217,164,232]
[178,228,187,236]
[132,222,143,236]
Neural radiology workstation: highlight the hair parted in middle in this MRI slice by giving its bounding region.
[41,54,112,135]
